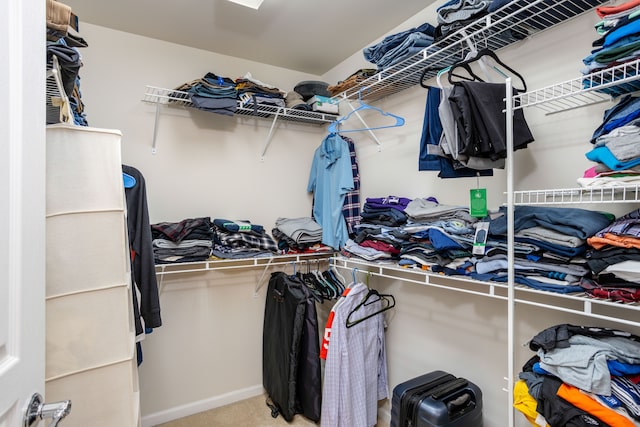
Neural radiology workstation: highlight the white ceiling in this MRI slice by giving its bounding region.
[62,0,435,75]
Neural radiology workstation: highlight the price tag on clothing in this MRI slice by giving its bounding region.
[469,188,487,217]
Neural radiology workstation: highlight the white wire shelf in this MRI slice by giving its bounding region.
[512,185,640,205]
[154,252,334,276]
[513,58,640,113]
[332,0,607,104]
[331,256,640,327]
[155,252,336,296]
[142,85,338,125]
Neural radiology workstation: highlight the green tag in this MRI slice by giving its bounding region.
[470,188,487,217]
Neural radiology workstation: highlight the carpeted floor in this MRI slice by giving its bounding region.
[156,394,319,427]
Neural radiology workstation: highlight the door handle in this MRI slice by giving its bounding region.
[24,393,72,427]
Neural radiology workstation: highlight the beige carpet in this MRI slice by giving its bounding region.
[156,394,319,427]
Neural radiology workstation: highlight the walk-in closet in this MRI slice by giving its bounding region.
[4,0,640,426]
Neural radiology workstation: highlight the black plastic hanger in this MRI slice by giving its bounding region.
[345,288,395,328]
[447,48,527,92]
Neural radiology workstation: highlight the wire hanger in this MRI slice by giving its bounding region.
[346,288,396,328]
[447,48,527,92]
[327,89,405,134]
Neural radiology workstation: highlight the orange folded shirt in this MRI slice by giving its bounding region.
[557,383,636,427]
[596,0,640,18]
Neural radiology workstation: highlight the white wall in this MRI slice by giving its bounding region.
[72,8,640,427]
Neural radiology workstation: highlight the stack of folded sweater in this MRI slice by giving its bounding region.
[151,217,214,264]
[271,217,332,254]
[212,219,278,259]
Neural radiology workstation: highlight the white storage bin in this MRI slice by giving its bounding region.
[46,124,124,216]
[45,359,138,427]
[46,210,129,297]
[46,285,134,381]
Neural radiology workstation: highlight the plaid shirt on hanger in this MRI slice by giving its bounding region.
[340,135,361,237]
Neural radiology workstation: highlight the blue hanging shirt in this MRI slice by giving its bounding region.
[308,134,354,249]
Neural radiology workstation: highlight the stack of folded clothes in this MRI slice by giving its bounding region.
[174,72,238,116]
[343,196,621,297]
[363,22,436,70]
[435,0,495,40]
[235,72,286,109]
[327,68,378,97]
[271,217,333,254]
[582,207,640,302]
[151,217,214,264]
[477,205,614,293]
[342,196,414,261]
[212,218,279,259]
[583,0,640,96]
[580,94,640,186]
[434,0,533,43]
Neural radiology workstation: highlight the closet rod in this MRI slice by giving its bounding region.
[253,257,331,296]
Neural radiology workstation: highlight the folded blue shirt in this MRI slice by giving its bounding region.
[586,145,640,171]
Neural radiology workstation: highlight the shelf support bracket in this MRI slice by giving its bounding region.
[260,109,281,161]
[345,101,383,151]
[254,257,275,296]
[151,102,161,155]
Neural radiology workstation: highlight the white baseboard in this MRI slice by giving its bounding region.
[141,384,264,427]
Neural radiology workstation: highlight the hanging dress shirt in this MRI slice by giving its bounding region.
[321,282,388,427]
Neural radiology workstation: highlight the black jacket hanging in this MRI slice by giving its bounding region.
[262,271,321,422]
[122,165,162,336]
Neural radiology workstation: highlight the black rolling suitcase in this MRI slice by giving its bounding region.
[390,370,483,427]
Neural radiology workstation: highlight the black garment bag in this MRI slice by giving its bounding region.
[262,271,321,422]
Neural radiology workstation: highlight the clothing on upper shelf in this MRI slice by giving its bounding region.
[47,38,88,126]
[122,165,162,338]
[172,71,288,116]
[363,22,436,70]
[327,69,378,97]
[583,1,640,96]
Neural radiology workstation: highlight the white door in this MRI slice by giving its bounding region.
[0,0,47,425]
